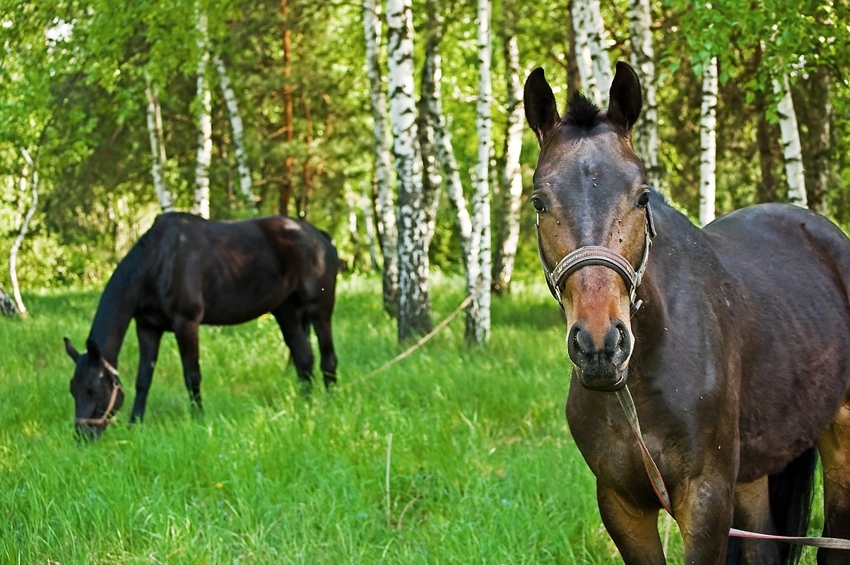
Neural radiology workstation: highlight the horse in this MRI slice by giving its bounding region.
[64,212,340,438]
[524,61,850,565]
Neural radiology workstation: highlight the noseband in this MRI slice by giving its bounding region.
[536,201,657,315]
[75,359,123,427]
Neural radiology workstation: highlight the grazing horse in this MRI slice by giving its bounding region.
[524,62,850,565]
[65,212,339,438]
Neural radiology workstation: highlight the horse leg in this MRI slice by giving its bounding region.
[596,483,665,565]
[675,475,735,565]
[130,323,163,424]
[273,305,315,389]
[732,477,782,565]
[307,303,337,388]
[816,399,850,565]
[173,317,203,417]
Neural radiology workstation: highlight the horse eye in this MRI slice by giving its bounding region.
[531,196,546,213]
[637,191,650,208]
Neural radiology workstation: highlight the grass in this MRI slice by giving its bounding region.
[0,275,824,563]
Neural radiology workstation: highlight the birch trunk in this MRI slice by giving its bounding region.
[585,0,612,101]
[387,0,432,340]
[570,0,600,103]
[213,53,256,213]
[194,8,212,219]
[773,73,807,207]
[627,0,660,188]
[144,73,174,212]
[467,0,492,345]
[9,149,38,318]
[417,8,443,247]
[363,0,398,315]
[492,19,523,295]
[699,56,718,226]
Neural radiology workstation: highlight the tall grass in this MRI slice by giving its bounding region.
[0,275,821,563]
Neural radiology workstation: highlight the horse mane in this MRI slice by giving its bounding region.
[564,92,602,130]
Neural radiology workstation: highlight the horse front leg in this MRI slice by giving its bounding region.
[173,317,203,417]
[130,323,164,424]
[675,475,736,565]
[597,483,665,565]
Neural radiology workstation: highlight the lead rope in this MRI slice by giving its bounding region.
[616,384,850,551]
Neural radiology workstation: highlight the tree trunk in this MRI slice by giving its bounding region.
[194,8,212,219]
[0,287,16,318]
[467,0,492,345]
[387,0,432,341]
[279,0,295,216]
[627,0,660,188]
[699,56,718,226]
[298,88,315,219]
[9,149,38,318]
[774,73,807,207]
[363,0,398,315]
[585,0,612,101]
[800,66,831,214]
[492,4,523,295]
[755,86,781,203]
[570,0,600,103]
[144,73,174,212]
[213,53,256,213]
[567,2,582,102]
[417,3,444,247]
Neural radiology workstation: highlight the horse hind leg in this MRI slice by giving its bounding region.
[817,398,850,565]
[307,302,337,388]
[173,316,204,418]
[732,477,783,565]
[273,305,315,391]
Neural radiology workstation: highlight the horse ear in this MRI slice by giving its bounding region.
[607,61,642,133]
[64,337,80,362]
[524,67,560,145]
[86,339,101,362]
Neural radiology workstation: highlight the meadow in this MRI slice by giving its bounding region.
[0,275,825,564]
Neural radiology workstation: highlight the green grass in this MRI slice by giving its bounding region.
[0,275,823,563]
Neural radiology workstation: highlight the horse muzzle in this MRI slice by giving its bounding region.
[567,320,631,391]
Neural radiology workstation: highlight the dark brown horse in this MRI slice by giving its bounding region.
[525,62,850,565]
[64,212,339,438]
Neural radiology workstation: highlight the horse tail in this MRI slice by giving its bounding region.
[769,445,818,565]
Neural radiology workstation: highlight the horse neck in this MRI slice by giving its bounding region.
[88,250,146,366]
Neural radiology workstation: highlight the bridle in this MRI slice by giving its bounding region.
[536,197,657,316]
[75,359,123,427]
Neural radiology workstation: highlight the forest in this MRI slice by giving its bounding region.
[1,0,848,310]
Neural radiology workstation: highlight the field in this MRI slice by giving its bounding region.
[0,275,825,563]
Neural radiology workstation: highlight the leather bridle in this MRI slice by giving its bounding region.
[75,359,123,427]
[536,199,657,316]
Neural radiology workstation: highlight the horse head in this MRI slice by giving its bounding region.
[64,337,125,439]
[524,62,652,392]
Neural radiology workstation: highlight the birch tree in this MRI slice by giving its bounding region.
[627,0,660,188]
[492,0,524,295]
[699,56,718,226]
[417,11,444,247]
[773,72,807,207]
[571,0,612,105]
[194,8,212,219]
[363,0,399,315]
[213,53,256,213]
[9,149,38,318]
[144,73,174,212]
[386,0,432,340]
[467,0,492,344]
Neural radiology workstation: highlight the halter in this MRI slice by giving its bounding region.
[536,200,657,315]
[75,359,123,427]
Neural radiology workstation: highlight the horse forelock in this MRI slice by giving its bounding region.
[564,92,602,131]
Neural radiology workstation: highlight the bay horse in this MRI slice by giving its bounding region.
[64,212,339,438]
[525,62,850,565]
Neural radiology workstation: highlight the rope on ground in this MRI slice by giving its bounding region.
[356,290,477,383]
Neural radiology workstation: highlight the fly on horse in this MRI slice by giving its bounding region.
[65,212,340,438]
[525,62,850,565]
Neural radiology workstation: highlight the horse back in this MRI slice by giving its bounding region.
[705,204,850,479]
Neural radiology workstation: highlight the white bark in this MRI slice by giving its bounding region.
[364,0,399,314]
[194,8,212,219]
[467,0,492,344]
[773,73,807,207]
[144,73,174,212]
[9,149,38,318]
[628,0,660,188]
[387,0,431,339]
[213,53,256,213]
[699,57,718,226]
[585,0,613,101]
[570,0,600,103]
[492,31,524,293]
